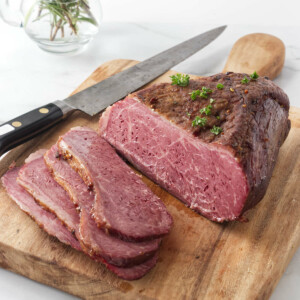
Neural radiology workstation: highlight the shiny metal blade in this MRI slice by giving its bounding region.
[64,25,226,116]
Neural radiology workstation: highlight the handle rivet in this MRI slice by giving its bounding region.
[12,121,22,127]
[39,108,49,114]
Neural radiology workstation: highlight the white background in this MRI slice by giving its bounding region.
[0,0,299,299]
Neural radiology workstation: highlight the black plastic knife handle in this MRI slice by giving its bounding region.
[0,101,74,156]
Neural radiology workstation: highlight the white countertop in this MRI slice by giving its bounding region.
[0,0,299,298]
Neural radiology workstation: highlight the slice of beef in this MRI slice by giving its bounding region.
[44,145,160,267]
[57,127,173,242]
[99,73,290,222]
[17,155,80,237]
[25,149,48,163]
[1,167,81,251]
[1,167,158,280]
[100,252,158,280]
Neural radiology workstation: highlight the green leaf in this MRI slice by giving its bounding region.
[24,1,37,28]
[192,116,207,127]
[170,73,190,87]
[77,16,97,25]
[200,105,212,116]
[30,0,98,41]
[47,5,66,21]
[199,86,212,99]
[241,76,249,84]
[210,125,222,135]
[189,90,200,101]
[202,86,212,93]
[250,71,259,80]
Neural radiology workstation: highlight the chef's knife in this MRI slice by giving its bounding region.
[0,25,226,156]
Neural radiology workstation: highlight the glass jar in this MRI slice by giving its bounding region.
[0,0,103,55]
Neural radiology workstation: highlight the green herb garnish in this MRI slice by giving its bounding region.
[210,125,222,135]
[210,98,215,104]
[186,111,191,117]
[200,86,212,99]
[200,105,212,116]
[216,115,220,120]
[250,71,259,80]
[216,83,224,90]
[170,73,190,87]
[241,76,249,84]
[189,89,200,101]
[192,116,207,127]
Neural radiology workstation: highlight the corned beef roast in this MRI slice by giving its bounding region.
[57,127,173,242]
[44,144,161,267]
[99,72,290,222]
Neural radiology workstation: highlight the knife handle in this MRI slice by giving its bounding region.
[0,101,74,156]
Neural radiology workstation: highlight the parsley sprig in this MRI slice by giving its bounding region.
[216,83,224,90]
[241,76,249,84]
[200,86,212,99]
[192,116,207,127]
[200,105,212,116]
[210,125,222,135]
[250,71,259,80]
[189,86,212,101]
[170,73,190,87]
[190,89,200,101]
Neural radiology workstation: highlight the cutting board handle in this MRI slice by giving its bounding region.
[223,33,285,80]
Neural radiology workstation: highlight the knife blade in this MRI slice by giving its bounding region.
[0,25,226,156]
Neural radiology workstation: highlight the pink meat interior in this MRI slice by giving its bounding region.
[58,127,172,241]
[100,97,249,221]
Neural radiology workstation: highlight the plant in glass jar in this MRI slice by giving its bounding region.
[0,0,102,54]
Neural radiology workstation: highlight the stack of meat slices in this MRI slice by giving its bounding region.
[1,127,173,280]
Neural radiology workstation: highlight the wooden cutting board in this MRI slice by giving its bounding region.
[0,34,299,300]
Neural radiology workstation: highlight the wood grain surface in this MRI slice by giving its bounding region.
[0,42,299,299]
[223,33,285,80]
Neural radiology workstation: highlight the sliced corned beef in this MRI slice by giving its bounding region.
[99,73,290,222]
[1,167,81,251]
[44,144,160,267]
[100,252,158,280]
[57,127,173,242]
[17,156,80,236]
[1,166,158,280]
